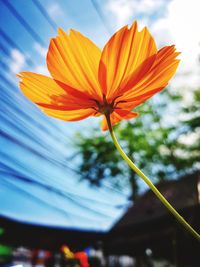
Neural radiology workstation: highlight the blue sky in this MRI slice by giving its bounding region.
[0,0,199,231]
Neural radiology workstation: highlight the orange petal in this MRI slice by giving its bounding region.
[18,72,65,103]
[98,21,157,101]
[47,28,102,101]
[118,45,180,107]
[116,87,163,111]
[38,107,96,122]
[18,72,94,111]
[101,110,139,131]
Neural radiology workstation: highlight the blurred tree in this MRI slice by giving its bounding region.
[75,89,200,201]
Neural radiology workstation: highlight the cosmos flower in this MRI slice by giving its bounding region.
[18,21,180,130]
[17,22,200,241]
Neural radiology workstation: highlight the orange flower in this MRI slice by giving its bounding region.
[18,22,180,130]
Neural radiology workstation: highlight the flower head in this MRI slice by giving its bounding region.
[18,22,180,130]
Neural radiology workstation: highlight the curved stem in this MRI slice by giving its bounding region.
[106,114,200,241]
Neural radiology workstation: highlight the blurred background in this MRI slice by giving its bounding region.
[0,0,199,266]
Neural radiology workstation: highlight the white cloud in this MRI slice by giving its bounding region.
[178,130,200,146]
[105,0,134,27]
[34,43,47,58]
[47,3,63,18]
[9,47,49,77]
[32,65,50,76]
[32,44,49,76]
[9,49,26,73]
[105,0,166,29]
[151,0,200,89]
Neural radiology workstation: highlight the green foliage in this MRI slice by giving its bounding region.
[75,89,200,200]
[76,130,123,187]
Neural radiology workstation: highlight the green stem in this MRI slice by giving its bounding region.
[106,114,200,241]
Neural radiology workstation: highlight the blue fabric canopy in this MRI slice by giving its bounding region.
[0,80,128,231]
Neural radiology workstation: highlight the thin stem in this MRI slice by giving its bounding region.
[106,114,200,241]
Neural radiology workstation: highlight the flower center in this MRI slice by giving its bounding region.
[94,95,115,115]
[91,95,126,115]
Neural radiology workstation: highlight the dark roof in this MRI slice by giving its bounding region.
[105,172,200,260]
[113,172,200,231]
